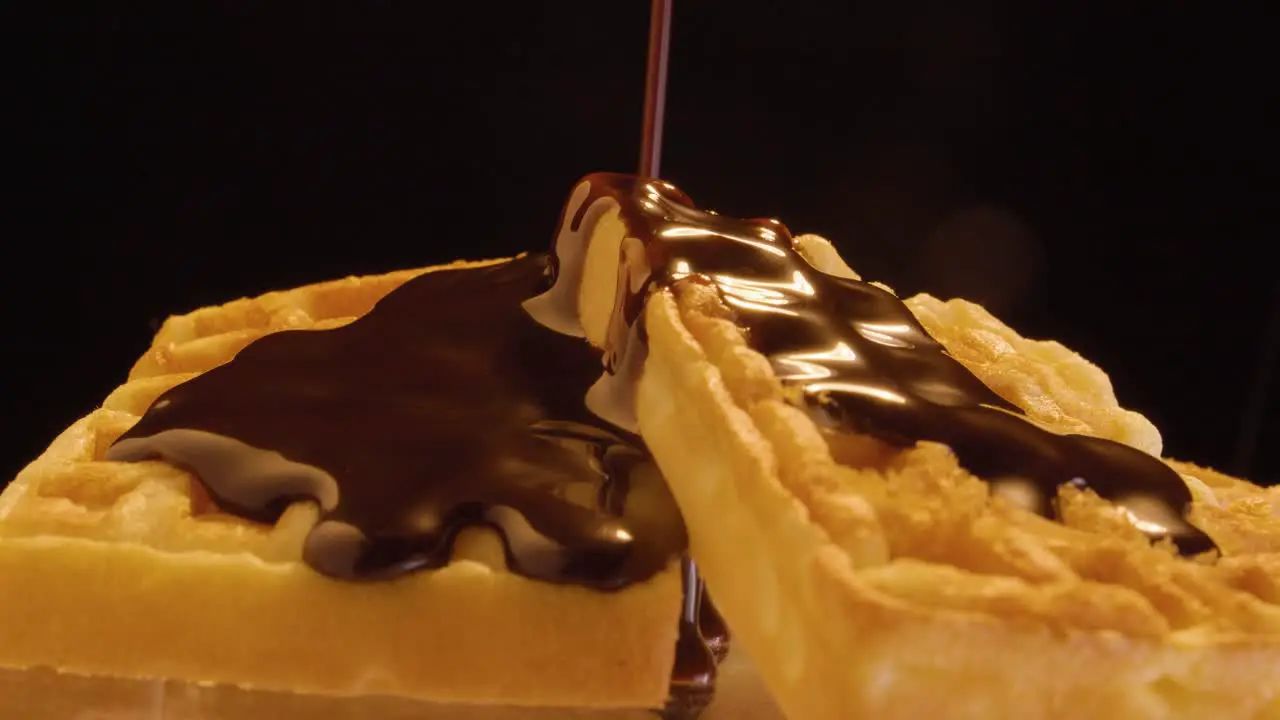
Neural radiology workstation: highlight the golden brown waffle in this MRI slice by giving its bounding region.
[632,234,1280,719]
[0,647,785,720]
[0,258,687,711]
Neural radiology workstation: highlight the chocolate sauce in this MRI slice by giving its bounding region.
[560,172,1216,556]
[663,558,718,718]
[698,590,731,664]
[109,255,691,586]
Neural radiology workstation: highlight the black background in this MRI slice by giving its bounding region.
[8,3,1275,487]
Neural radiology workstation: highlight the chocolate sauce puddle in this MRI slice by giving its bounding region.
[559,172,1215,556]
[108,255,691,586]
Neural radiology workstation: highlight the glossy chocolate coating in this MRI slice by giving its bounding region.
[566,172,1214,555]
[109,255,691,585]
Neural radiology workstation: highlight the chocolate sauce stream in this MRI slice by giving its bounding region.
[636,5,724,714]
[108,255,691,586]
[568,173,1216,556]
[640,0,673,178]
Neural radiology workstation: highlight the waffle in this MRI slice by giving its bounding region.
[0,646,784,720]
[0,258,688,711]
[529,172,1280,719]
[631,234,1280,719]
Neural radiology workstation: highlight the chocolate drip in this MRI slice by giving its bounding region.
[698,589,731,664]
[108,254,691,585]
[662,557,718,719]
[564,172,1216,555]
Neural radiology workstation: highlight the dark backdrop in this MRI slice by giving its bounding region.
[8,3,1275,487]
